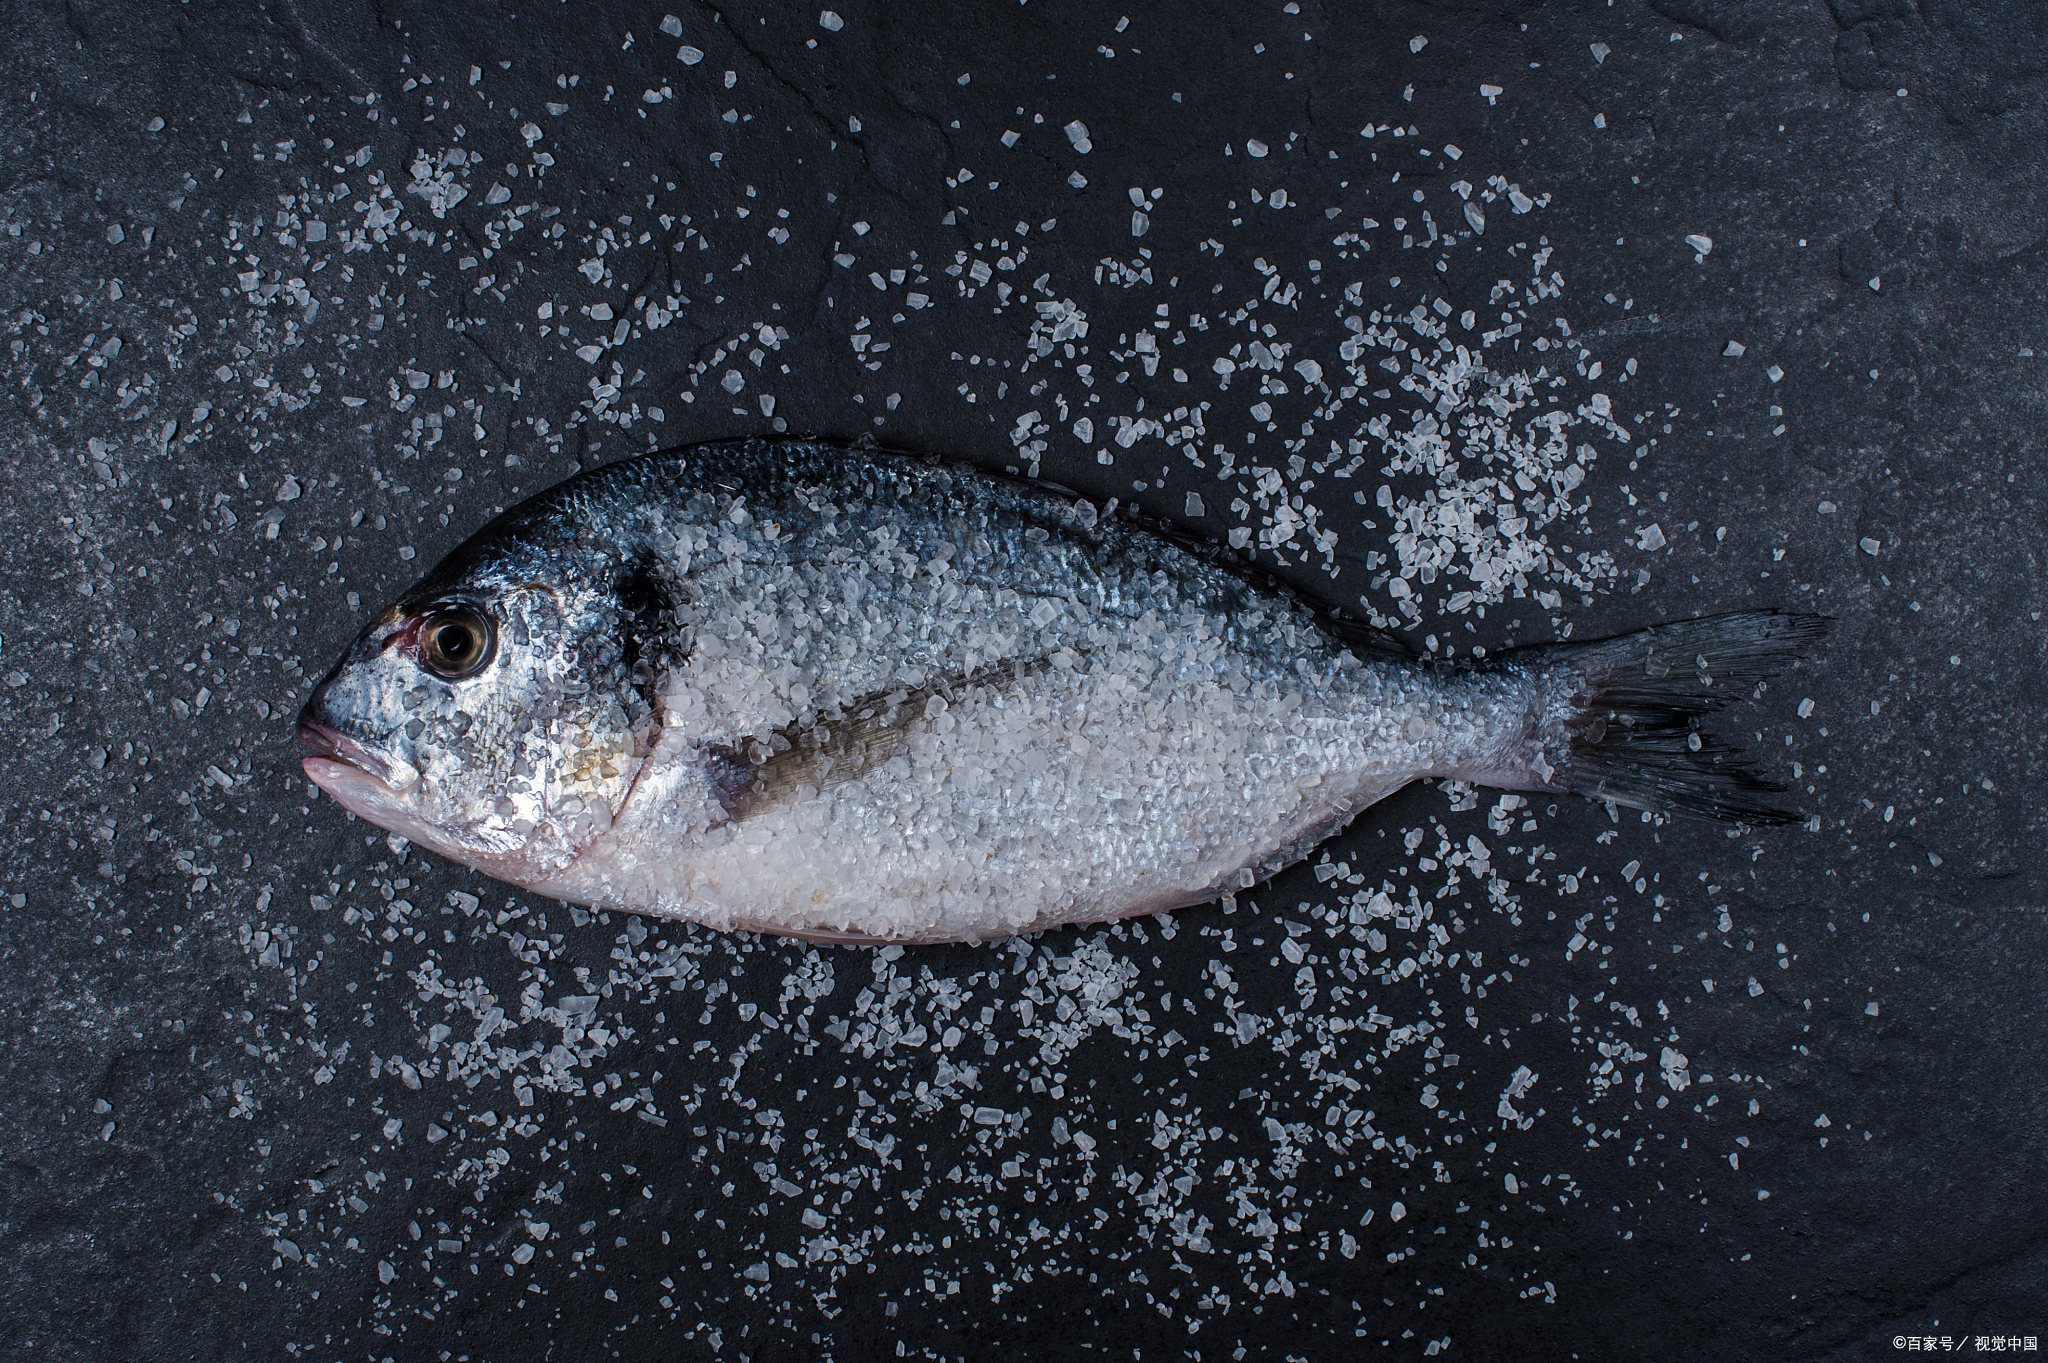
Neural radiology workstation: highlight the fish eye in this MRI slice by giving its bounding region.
[418,605,494,680]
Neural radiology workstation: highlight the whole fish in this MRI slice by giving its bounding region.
[298,439,1823,944]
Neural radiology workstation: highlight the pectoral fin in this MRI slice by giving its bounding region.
[708,657,1053,821]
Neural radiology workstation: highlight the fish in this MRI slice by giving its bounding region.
[297,438,1826,945]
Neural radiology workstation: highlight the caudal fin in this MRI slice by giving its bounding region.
[1506,610,1829,825]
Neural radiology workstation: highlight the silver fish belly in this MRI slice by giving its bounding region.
[298,439,1823,944]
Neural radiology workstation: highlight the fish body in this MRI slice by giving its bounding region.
[299,439,1822,944]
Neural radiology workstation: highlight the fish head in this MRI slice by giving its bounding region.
[298,541,672,885]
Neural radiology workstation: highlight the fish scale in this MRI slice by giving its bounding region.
[299,438,1825,944]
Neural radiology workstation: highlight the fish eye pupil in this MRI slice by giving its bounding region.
[421,608,491,678]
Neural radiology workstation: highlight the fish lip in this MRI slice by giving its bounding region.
[296,719,419,794]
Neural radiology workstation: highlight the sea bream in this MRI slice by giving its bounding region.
[298,438,1824,944]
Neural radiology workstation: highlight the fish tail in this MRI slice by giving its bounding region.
[1495,610,1830,824]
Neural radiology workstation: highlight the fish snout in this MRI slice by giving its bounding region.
[296,686,421,794]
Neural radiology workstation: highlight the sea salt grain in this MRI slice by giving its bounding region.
[1685,233,1713,257]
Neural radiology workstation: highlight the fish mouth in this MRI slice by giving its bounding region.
[297,720,421,796]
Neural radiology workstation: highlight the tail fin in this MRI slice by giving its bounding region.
[1506,610,1829,825]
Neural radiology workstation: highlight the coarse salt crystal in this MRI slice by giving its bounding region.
[1685,233,1713,256]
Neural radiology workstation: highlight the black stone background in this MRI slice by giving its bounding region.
[2,0,2045,1359]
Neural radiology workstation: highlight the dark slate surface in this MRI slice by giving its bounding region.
[3,1,2044,1359]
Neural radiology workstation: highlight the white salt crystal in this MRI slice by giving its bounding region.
[1723,340,1745,357]
[1767,364,1784,382]
[1660,1046,1690,1090]
[1245,139,1268,157]
[1064,120,1092,153]
[1590,42,1610,63]
[1184,492,1204,518]
[1636,523,1665,551]
[1859,537,1880,555]
[819,10,843,29]
[661,15,682,35]
[1797,698,1815,718]
[1685,233,1713,256]
[1865,1002,1879,1016]
[678,46,704,64]
[1390,1201,1406,1220]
